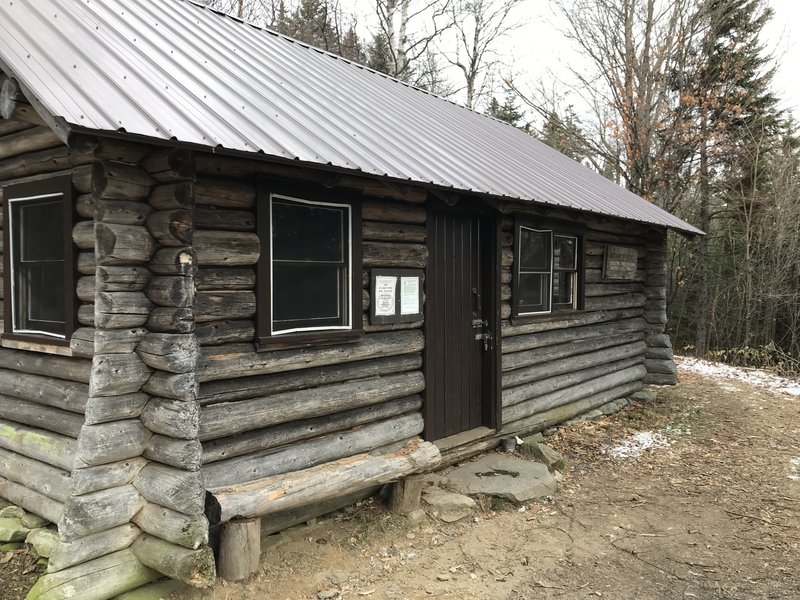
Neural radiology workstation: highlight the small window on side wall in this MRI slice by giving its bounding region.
[3,175,75,343]
[257,182,362,349]
[513,219,583,318]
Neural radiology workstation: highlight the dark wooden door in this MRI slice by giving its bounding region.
[425,210,495,441]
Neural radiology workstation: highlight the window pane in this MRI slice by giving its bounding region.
[272,263,346,328]
[554,235,577,270]
[19,199,64,262]
[518,273,551,313]
[553,271,574,307]
[519,228,551,270]
[272,198,345,262]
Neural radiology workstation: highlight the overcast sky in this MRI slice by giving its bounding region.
[354,0,799,117]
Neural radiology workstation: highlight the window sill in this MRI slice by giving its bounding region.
[256,329,363,352]
[510,309,582,326]
[1,334,73,356]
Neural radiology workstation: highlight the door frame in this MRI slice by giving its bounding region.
[423,202,502,441]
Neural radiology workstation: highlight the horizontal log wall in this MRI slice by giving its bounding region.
[193,163,428,494]
[0,105,94,523]
[497,208,659,438]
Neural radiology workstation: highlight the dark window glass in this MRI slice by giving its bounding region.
[554,235,577,270]
[552,271,574,306]
[271,196,350,333]
[11,195,66,336]
[518,272,551,313]
[519,228,551,270]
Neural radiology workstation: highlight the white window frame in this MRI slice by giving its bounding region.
[516,226,553,316]
[269,193,353,336]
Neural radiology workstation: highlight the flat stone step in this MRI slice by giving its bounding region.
[445,454,558,503]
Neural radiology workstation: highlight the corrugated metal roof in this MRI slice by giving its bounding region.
[0,0,702,235]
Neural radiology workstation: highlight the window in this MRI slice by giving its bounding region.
[513,219,582,317]
[257,182,362,347]
[3,176,75,342]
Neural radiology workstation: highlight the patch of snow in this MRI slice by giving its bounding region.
[676,356,800,398]
[606,431,672,459]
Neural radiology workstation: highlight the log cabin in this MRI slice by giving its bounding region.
[0,0,701,596]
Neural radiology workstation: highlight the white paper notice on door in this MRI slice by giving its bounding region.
[400,277,420,315]
[374,275,397,316]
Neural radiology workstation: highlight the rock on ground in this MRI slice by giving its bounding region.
[445,454,558,503]
[422,489,477,523]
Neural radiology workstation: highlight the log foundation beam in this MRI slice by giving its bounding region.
[217,518,261,582]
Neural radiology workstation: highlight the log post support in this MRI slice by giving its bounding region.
[387,475,424,515]
[217,519,261,582]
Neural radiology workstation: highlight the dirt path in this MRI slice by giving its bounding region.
[182,363,800,600]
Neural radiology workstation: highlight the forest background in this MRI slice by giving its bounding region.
[204,0,800,373]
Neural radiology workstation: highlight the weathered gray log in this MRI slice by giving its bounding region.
[0,367,89,413]
[92,160,154,201]
[502,332,644,372]
[195,291,255,322]
[143,371,197,401]
[502,308,644,338]
[93,328,147,355]
[503,365,647,423]
[203,413,424,488]
[65,220,98,258]
[95,291,153,328]
[78,304,96,326]
[195,207,255,231]
[148,181,194,210]
[0,419,76,470]
[28,549,160,599]
[0,394,84,437]
[84,392,150,425]
[90,353,152,396]
[133,504,208,550]
[644,310,668,325]
[145,276,194,307]
[95,223,156,265]
[144,435,202,470]
[387,475,424,514]
[0,476,63,525]
[645,346,674,360]
[59,484,146,540]
[361,200,426,224]
[261,487,378,537]
[148,307,194,333]
[131,534,215,588]
[0,78,46,124]
[70,327,96,358]
[140,397,199,440]
[75,193,95,218]
[644,359,677,375]
[194,230,260,266]
[643,372,679,385]
[195,319,255,346]
[195,267,255,291]
[72,164,94,193]
[133,464,205,515]
[76,276,96,302]
[0,447,70,502]
[95,198,153,226]
[362,221,426,242]
[199,330,424,382]
[362,318,425,333]
[146,209,193,246]
[89,138,151,163]
[195,177,255,208]
[0,347,91,383]
[585,282,643,297]
[0,125,60,160]
[0,118,33,136]
[202,395,422,463]
[96,265,152,291]
[200,371,424,440]
[47,524,140,573]
[363,242,427,268]
[75,420,151,467]
[0,145,92,180]
[148,246,196,276]
[78,252,97,274]
[140,147,195,183]
[218,519,260,581]
[199,353,422,404]
[502,341,646,389]
[503,356,643,407]
[209,438,439,522]
[501,318,645,354]
[137,333,199,374]
[584,293,646,312]
[70,458,147,496]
